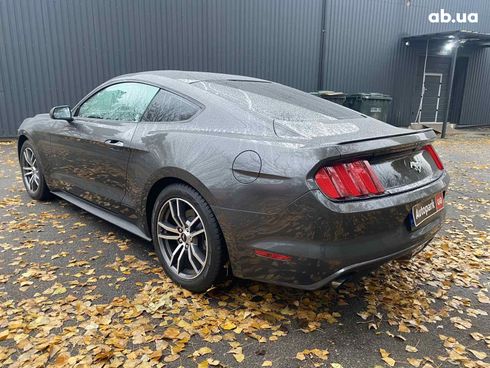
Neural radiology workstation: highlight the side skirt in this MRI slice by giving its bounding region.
[52,191,152,242]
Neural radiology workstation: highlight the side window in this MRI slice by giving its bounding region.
[142,89,200,122]
[78,82,159,122]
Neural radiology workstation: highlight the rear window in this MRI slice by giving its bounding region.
[192,80,361,121]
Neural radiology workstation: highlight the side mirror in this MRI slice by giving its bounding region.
[49,105,73,122]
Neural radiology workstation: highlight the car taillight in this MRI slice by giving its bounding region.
[423,144,444,170]
[315,160,384,199]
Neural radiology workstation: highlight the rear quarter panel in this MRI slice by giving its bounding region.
[124,109,340,235]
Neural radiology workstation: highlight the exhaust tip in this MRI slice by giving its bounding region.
[331,274,354,290]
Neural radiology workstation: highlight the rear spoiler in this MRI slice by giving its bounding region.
[335,128,435,146]
[334,129,436,160]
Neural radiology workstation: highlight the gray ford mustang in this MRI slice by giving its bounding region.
[18,71,449,292]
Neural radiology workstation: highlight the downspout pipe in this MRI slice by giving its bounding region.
[415,39,430,124]
[442,43,459,138]
[317,0,327,91]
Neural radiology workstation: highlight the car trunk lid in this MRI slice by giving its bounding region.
[369,146,442,195]
[310,128,444,199]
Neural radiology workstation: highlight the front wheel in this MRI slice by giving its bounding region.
[19,141,52,201]
[151,184,227,292]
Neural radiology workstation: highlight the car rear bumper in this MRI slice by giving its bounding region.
[214,171,449,290]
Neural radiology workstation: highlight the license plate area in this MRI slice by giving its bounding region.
[410,192,444,228]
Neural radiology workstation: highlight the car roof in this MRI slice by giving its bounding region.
[116,70,268,84]
[107,70,361,126]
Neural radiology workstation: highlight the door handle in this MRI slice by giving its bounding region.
[104,139,124,147]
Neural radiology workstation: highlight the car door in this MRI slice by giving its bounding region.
[121,88,203,219]
[49,82,159,213]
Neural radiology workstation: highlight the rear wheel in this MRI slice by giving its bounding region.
[19,141,51,200]
[151,184,227,292]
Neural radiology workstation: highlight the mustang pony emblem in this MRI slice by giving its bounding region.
[410,160,423,173]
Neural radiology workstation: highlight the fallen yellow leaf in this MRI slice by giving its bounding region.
[383,356,396,367]
[191,347,213,357]
[380,349,395,367]
[405,345,418,353]
[198,361,209,368]
[468,349,487,360]
[407,358,422,367]
[52,286,67,295]
[163,354,179,362]
[398,322,410,333]
[233,353,245,363]
[163,327,180,340]
[222,321,237,330]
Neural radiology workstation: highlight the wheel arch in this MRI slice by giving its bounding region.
[143,170,216,236]
[144,173,230,279]
[17,134,29,157]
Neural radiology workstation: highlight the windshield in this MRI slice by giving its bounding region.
[192,80,362,121]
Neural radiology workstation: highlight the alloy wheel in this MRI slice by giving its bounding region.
[157,198,208,279]
[22,147,40,193]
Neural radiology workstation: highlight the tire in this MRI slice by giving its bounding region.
[19,141,52,201]
[151,183,227,292]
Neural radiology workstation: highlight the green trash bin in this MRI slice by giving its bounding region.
[344,93,392,122]
[317,90,346,105]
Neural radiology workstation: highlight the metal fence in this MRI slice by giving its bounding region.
[1,0,490,136]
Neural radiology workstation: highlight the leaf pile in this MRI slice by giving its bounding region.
[0,136,488,367]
